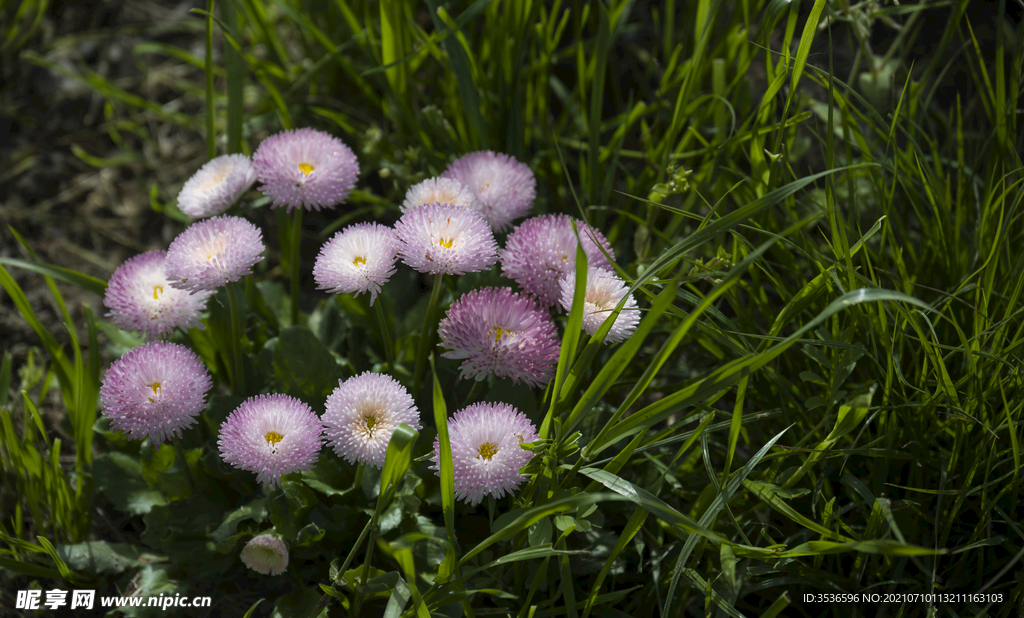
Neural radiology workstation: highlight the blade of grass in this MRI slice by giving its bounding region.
[204,0,216,160]
[424,0,485,149]
[221,0,244,154]
[540,240,587,441]
[430,358,457,582]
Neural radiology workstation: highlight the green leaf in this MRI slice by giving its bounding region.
[743,479,852,542]
[577,468,728,544]
[591,289,931,457]
[529,517,554,546]
[111,565,190,617]
[0,257,107,296]
[209,499,268,551]
[720,544,737,591]
[270,481,319,542]
[0,350,11,408]
[382,574,412,618]
[140,443,199,501]
[296,520,326,547]
[541,239,588,440]
[242,599,265,618]
[789,0,827,93]
[262,326,345,412]
[423,0,485,149]
[664,426,792,616]
[782,387,875,489]
[376,423,420,520]
[139,496,233,579]
[0,557,64,580]
[751,539,947,559]
[55,542,166,575]
[93,452,168,515]
[302,455,357,497]
[567,272,681,441]
[460,493,627,569]
[343,568,398,598]
[430,358,457,582]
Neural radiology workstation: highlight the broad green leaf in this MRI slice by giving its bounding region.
[270,588,321,618]
[55,541,166,575]
[261,326,345,412]
[93,452,168,516]
[209,499,268,551]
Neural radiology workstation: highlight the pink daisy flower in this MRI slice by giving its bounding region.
[322,371,421,468]
[240,534,289,576]
[164,215,265,293]
[218,394,324,488]
[440,151,536,231]
[252,128,359,212]
[437,287,559,387]
[431,402,539,506]
[313,222,398,305]
[104,251,211,339]
[177,154,256,218]
[394,202,498,275]
[500,214,614,307]
[401,177,481,213]
[559,266,640,344]
[99,341,212,446]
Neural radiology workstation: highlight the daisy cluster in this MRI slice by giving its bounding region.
[96,127,644,579]
[313,146,641,379]
[306,143,640,505]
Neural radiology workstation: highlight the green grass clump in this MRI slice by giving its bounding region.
[2,0,1023,616]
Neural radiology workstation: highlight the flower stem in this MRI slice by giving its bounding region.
[463,379,483,407]
[289,208,303,326]
[336,518,371,586]
[226,282,244,395]
[371,295,395,372]
[173,437,197,494]
[413,273,444,394]
[352,519,380,618]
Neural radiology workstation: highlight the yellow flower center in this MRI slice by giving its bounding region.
[489,326,514,343]
[438,237,454,249]
[147,382,161,403]
[153,285,163,300]
[363,414,378,436]
[265,431,284,446]
[478,442,498,460]
[353,256,367,267]
[298,163,314,175]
